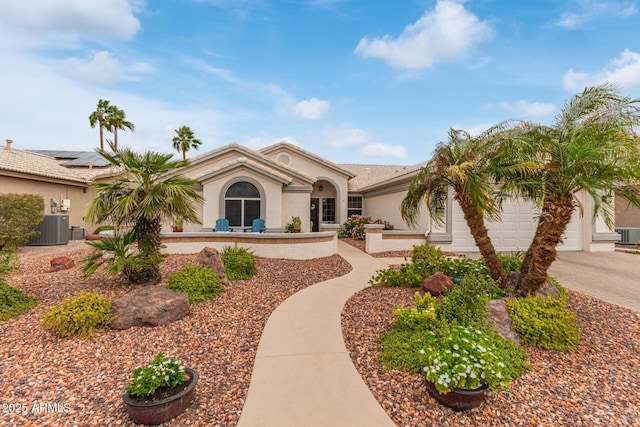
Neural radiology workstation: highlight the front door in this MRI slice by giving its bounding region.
[310,198,319,232]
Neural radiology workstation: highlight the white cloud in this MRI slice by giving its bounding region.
[322,125,370,148]
[563,49,640,90]
[555,0,637,29]
[0,0,142,41]
[57,51,156,85]
[292,98,330,119]
[355,0,493,69]
[359,143,406,159]
[486,100,556,118]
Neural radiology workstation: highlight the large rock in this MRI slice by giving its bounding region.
[533,279,560,299]
[486,299,520,345]
[50,256,75,272]
[197,247,229,286]
[110,286,190,330]
[421,272,454,297]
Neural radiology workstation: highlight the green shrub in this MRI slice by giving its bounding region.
[498,252,524,273]
[392,292,437,330]
[0,249,18,275]
[340,215,394,240]
[411,242,445,263]
[127,352,186,397]
[221,244,257,280]
[43,291,113,340]
[377,328,430,373]
[167,264,223,303]
[0,193,45,250]
[507,296,580,351]
[369,261,432,287]
[436,272,491,327]
[0,279,37,321]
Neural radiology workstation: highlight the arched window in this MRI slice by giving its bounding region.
[225,182,261,227]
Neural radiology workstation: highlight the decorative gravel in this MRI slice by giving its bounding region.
[1,242,351,426]
[342,286,640,426]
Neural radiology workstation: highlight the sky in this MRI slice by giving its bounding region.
[1,0,639,166]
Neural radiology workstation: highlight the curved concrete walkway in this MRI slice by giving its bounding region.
[238,240,396,427]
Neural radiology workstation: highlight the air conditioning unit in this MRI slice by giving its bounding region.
[615,227,640,244]
[28,214,70,246]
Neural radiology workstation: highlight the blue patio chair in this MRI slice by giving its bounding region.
[251,218,266,233]
[214,218,233,232]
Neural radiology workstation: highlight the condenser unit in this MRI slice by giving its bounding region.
[615,227,640,245]
[28,214,70,246]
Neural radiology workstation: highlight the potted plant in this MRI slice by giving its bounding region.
[291,216,302,233]
[172,216,184,232]
[418,325,514,411]
[122,352,198,425]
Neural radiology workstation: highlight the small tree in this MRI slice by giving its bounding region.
[0,193,44,250]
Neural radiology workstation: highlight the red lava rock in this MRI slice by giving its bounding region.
[421,272,454,296]
[49,256,75,272]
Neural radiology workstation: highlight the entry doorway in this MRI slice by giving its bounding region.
[310,198,319,232]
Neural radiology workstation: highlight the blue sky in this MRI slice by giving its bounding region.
[1,0,639,165]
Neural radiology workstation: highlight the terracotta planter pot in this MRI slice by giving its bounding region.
[292,228,301,233]
[122,367,198,425]
[172,228,183,232]
[425,380,487,411]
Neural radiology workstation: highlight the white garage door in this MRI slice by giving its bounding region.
[451,198,583,252]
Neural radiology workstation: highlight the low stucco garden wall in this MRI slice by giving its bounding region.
[161,231,338,260]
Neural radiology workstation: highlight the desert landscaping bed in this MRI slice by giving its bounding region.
[341,286,640,427]
[1,242,351,426]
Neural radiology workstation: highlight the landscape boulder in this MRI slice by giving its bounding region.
[110,286,189,330]
[486,299,520,345]
[197,247,229,286]
[50,256,75,272]
[421,272,454,297]
[533,279,561,299]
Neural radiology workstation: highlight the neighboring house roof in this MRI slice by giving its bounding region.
[339,163,426,191]
[187,143,316,185]
[260,142,356,178]
[27,150,110,167]
[0,145,88,185]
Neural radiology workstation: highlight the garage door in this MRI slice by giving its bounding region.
[450,198,583,252]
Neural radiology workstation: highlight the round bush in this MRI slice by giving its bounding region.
[221,245,257,280]
[43,291,113,340]
[167,264,223,303]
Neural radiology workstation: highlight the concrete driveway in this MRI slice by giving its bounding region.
[548,251,639,312]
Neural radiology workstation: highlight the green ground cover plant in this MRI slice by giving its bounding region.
[43,291,113,340]
[167,264,223,302]
[0,278,37,321]
[221,244,257,280]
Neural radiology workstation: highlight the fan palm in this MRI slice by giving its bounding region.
[104,105,135,151]
[88,99,112,150]
[84,142,203,284]
[496,84,640,294]
[402,125,515,286]
[172,126,202,161]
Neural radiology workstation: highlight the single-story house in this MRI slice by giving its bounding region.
[0,139,625,252]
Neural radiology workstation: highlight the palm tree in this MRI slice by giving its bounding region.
[88,99,112,150]
[401,125,514,286]
[104,105,135,151]
[172,126,202,161]
[84,142,203,284]
[497,84,640,294]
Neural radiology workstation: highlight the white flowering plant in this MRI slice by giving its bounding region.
[419,325,511,394]
[127,352,186,397]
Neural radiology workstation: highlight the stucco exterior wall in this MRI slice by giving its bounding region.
[199,168,284,230]
[615,194,640,227]
[264,148,350,225]
[364,190,430,232]
[0,175,94,232]
[282,189,312,231]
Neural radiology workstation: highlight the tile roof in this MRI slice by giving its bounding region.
[339,163,426,191]
[0,145,88,184]
[28,150,111,167]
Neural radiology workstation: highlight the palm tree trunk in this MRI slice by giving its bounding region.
[454,189,507,287]
[519,195,575,294]
[114,128,118,151]
[99,120,104,150]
